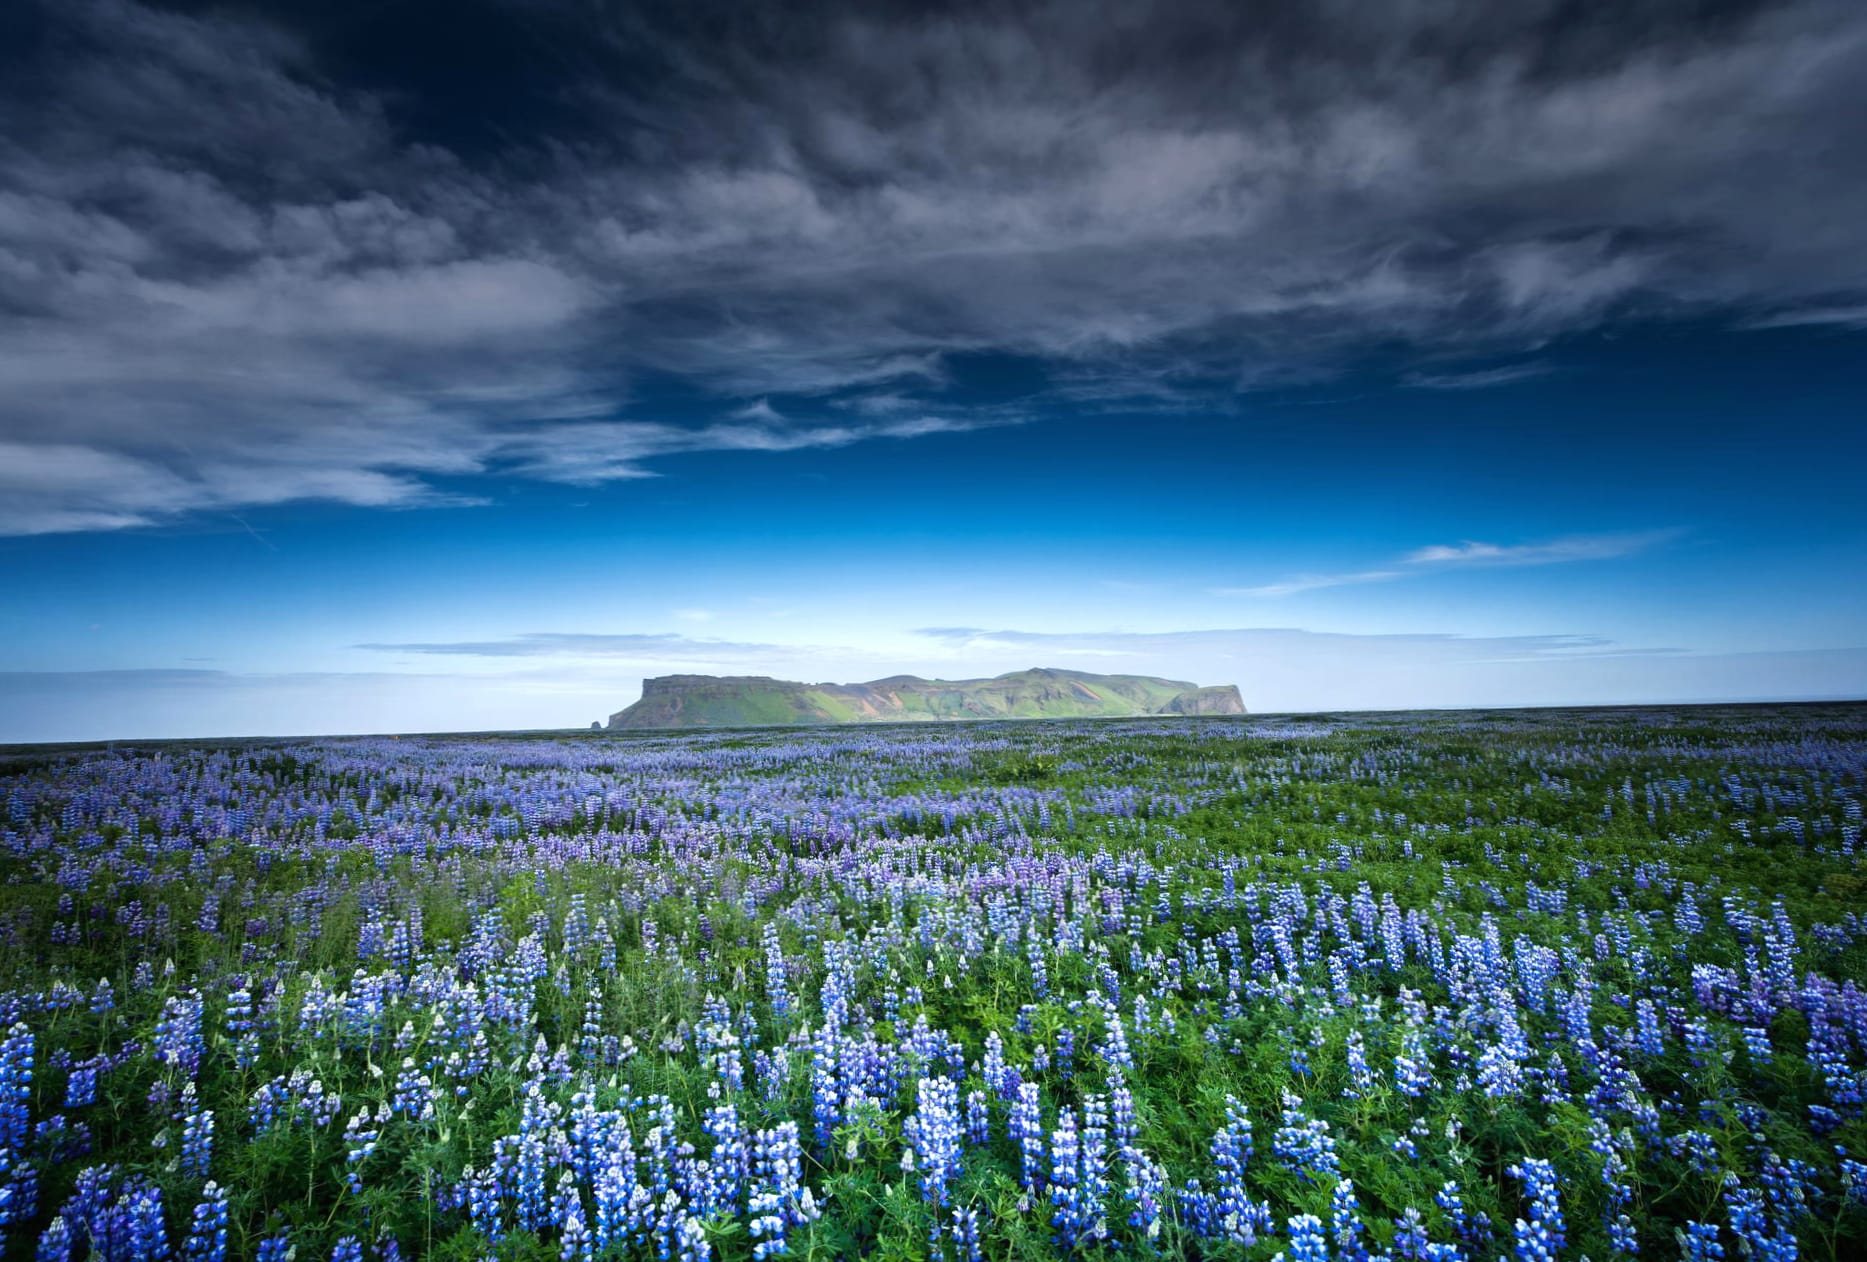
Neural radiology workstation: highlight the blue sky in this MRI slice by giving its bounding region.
[3,1,1866,739]
[6,324,1862,740]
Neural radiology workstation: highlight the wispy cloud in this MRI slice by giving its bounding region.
[1402,363,1556,390]
[1213,570,1404,599]
[356,632,798,662]
[1402,529,1684,566]
[1742,303,1867,330]
[1217,529,1682,597]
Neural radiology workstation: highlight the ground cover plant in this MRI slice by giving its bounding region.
[1,704,1865,1260]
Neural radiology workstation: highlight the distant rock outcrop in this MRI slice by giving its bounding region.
[1159,684,1247,716]
[606,668,1247,730]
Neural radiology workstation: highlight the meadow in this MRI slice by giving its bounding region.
[1,704,1864,1261]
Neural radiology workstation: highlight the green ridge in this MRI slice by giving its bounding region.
[605,667,1245,730]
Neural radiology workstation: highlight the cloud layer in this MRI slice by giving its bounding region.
[4,0,1866,533]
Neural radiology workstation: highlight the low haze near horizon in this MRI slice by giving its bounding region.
[3,0,1866,742]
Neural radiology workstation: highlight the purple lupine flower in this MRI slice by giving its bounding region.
[1839,1146,1867,1204]
[155,995,205,1080]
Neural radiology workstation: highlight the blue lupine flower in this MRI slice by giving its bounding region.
[1049,1108,1090,1248]
[1210,1096,1269,1244]
[1100,1012,1134,1073]
[182,1183,228,1262]
[1679,1221,1724,1261]
[36,1216,73,1262]
[0,1025,33,1151]
[1331,1178,1370,1262]
[1278,1212,1329,1262]
[1343,1030,1374,1099]
[1509,1158,1566,1262]
[1392,1206,1430,1260]
[1010,1082,1045,1193]
[965,1088,989,1148]
[954,1206,985,1262]
[155,995,206,1080]
[125,1184,170,1262]
[1272,1095,1339,1182]
[905,1076,963,1215]
[179,1105,214,1180]
[343,1107,382,1195]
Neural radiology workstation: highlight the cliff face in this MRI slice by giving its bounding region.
[608,676,825,729]
[606,668,1246,730]
[1160,685,1247,716]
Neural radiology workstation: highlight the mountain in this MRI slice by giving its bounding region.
[605,668,1245,730]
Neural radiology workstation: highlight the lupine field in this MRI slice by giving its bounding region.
[2,706,1866,1262]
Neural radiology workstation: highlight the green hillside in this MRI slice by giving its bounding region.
[606,667,1244,729]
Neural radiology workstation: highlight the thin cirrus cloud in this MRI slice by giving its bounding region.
[2,0,1866,534]
[1401,362,1556,390]
[355,632,802,662]
[1740,303,1867,330]
[1216,529,1683,598]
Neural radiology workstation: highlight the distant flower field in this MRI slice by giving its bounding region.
[1,705,1865,1260]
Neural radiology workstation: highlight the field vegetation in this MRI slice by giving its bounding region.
[1,705,1864,1260]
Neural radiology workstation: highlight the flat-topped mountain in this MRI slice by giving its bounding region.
[606,668,1245,730]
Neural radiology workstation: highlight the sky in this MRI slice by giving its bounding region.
[2,0,1866,741]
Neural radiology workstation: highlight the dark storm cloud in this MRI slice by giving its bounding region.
[4,0,1866,533]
